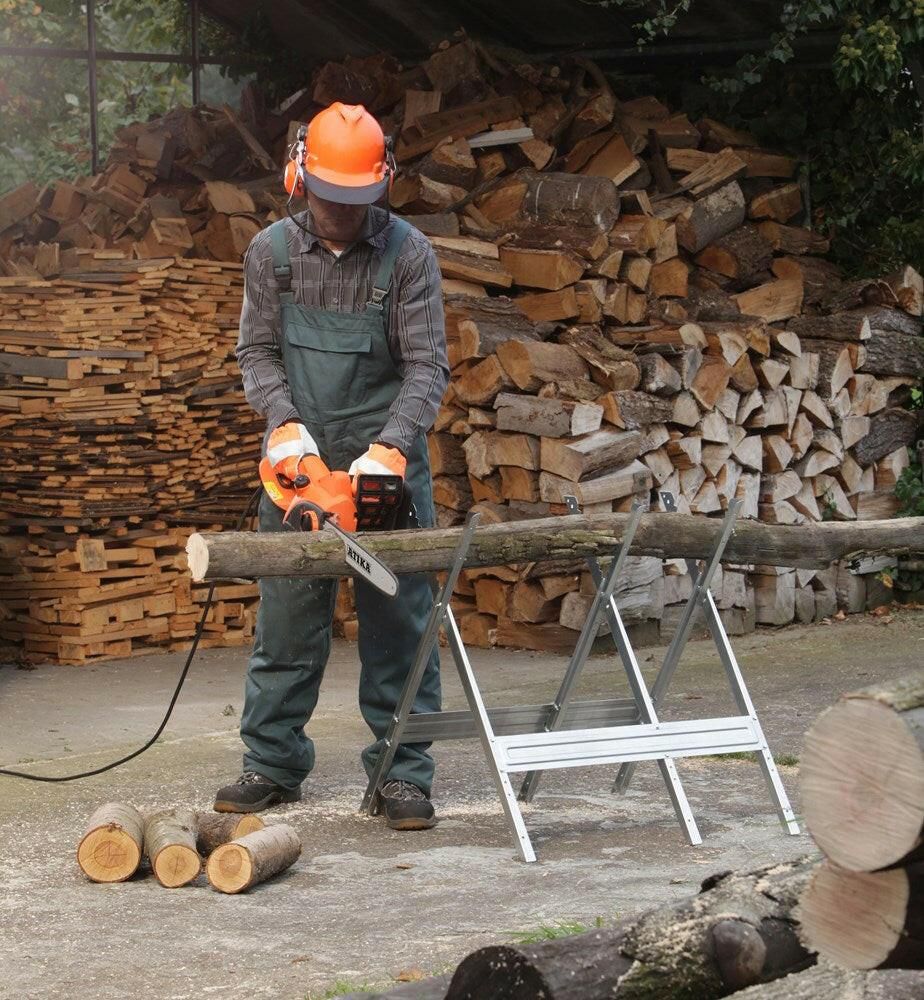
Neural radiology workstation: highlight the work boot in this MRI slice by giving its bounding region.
[380,780,436,830]
[213,771,301,813]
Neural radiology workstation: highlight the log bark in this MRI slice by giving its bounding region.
[861,331,924,378]
[206,824,301,894]
[676,181,746,253]
[799,861,924,970]
[77,802,144,883]
[195,811,265,856]
[729,963,924,999]
[186,512,924,581]
[852,408,919,467]
[144,808,200,888]
[801,670,924,872]
[445,859,813,999]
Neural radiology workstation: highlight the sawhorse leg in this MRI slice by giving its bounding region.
[360,511,538,862]
[519,499,701,846]
[613,493,799,836]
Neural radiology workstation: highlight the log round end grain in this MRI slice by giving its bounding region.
[77,802,144,883]
[77,825,142,883]
[207,842,253,894]
[206,825,301,894]
[802,699,924,871]
[153,844,201,888]
[799,863,910,969]
[185,533,208,582]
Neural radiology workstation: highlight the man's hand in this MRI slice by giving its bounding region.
[348,443,407,480]
[267,422,320,484]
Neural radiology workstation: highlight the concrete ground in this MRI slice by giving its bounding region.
[1,609,922,1000]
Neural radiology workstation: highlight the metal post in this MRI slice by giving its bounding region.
[86,0,99,175]
[190,0,201,106]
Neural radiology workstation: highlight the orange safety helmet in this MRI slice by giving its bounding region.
[284,102,393,205]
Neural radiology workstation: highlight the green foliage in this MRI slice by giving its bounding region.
[307,980,383,999]
[895,456,924,516]
[510,917,605,944]
[0,0,242,190]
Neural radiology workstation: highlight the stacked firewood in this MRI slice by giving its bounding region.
[1,38,922,662]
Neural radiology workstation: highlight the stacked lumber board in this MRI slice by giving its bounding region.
[0,255,263,664]
[1,39,922,661]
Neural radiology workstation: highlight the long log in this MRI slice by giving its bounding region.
[186,513,924,581]
[801,670,924,872]
[444,859,813,999]
[729,962,924,999]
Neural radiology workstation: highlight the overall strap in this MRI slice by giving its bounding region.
[268,220,295,304]
[367,217,411,312]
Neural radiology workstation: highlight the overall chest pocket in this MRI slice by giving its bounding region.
[282,311,376,416]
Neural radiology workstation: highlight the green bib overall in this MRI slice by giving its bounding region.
[239,217,441,794]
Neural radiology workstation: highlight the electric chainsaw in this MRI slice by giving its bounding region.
[259,453,405,597]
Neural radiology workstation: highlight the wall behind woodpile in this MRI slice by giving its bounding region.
[0,40,921,663]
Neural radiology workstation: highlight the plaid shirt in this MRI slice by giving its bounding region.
[236,208,449,455]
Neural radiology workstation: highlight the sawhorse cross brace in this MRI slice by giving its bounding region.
[361,494,799,863]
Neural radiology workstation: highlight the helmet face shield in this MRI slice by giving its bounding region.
[302,171,390,205]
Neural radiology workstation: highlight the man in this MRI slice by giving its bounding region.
[214,102,449,830]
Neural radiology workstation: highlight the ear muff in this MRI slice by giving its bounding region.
[283,159,305,197]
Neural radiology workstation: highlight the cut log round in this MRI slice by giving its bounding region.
[799,861,924,970]
[186,513,924,582]
[77,802,144,883]
[206,824,301,894]
[801,671,924,871]
[144,808,200,888]
[195,811,265,856]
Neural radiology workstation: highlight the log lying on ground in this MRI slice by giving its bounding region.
[729,962,924,999]
[186,514,924,581]
[799,861,924,970]
[206,824,301,894]
[801,670,924,871]
[444,859,813,999]
[195,811,264,856]
[144,808,200,888]
[77,802,144,883]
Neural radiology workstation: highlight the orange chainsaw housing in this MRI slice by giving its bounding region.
[259,454,357,532]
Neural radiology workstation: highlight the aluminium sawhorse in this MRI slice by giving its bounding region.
[360,497,799,862]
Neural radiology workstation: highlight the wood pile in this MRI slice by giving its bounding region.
[799,670,924,971]
[0,256,262,664]
[1,37,922,661]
